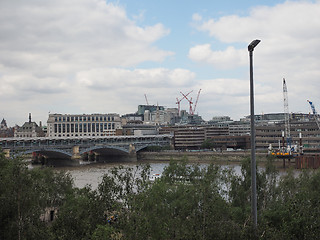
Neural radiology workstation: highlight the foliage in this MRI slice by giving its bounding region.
[2,151,320,239]
[142,145,172,152]
[200,139,214,149]
[0,153,73,240]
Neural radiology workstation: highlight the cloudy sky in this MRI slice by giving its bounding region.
[1,0,320,126]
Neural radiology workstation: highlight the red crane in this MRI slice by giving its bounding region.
[180,91,194,115]
[176,90,192,115]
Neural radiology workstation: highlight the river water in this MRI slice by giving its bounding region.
[54,161,245,190]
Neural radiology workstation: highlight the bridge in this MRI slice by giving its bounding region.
[0,134,173,166]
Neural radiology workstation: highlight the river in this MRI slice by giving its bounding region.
[54,160,245,190]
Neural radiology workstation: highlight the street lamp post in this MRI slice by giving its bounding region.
[248,39,260,228]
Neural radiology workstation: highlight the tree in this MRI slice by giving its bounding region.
[0,153,74,240]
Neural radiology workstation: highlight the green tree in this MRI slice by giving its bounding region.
[51,187,105,240]
[0,153,74,240]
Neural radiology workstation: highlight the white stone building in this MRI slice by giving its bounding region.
[47,113,121,137]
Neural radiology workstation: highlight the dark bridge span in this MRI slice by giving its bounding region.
[0,135,173,166]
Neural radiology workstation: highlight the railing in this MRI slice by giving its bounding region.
[0,134,173,150]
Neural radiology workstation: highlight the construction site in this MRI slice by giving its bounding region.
[127,80,320,168]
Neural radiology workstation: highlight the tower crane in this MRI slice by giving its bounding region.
[176,90,192,115]
[283,78,291,151]
[193,89,202,115]
[307,100,320,130]
[144,94,149,105]
[180,91,194,115]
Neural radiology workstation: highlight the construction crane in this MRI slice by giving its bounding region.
[176,91,192,115]
[283,78,291,151]
[307,100,320,130]
[144,94,149,105]
[180,91,194,115]
[193,89,202,114]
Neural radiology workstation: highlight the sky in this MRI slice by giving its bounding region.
[1,0,320,126]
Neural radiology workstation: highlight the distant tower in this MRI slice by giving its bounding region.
[1,118,8,130]
[29,113,32,123]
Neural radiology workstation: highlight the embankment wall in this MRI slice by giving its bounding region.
[137,151,269,163]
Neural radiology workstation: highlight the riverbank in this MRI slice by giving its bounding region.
[137,151,271,163]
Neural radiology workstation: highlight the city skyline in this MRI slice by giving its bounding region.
[1,0,320,126]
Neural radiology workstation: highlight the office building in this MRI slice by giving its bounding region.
[47,113,121,137]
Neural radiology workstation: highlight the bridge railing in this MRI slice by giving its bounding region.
[0,134,173,150]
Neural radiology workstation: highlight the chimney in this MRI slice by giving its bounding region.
[29,113,31,123]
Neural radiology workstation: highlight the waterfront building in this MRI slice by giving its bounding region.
[46,113,121,137]
[14,113,45,138]
[160,125,230,150]
[255,119,320,150]
[229,121,251,136]
[121,124,158,136]
[159,112,320,151]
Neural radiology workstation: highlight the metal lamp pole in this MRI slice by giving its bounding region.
[248,39,260,228]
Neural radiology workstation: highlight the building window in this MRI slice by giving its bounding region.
[58,124,61,133]
[92,123,95,132]
[54,124,57,133]
[67,124,70,133]
[104,123,107,130]
[84,123,87,133]
[71,124,74,133]
[88,123,91,132]
[100,123,103,132]
[79,123,82,132]
[71,117,74,122]
[75,124,78,132]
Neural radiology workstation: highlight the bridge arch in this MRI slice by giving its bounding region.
[15,148,73,158]
[80,145,129,155]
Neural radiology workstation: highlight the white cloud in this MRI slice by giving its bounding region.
[77,68,195,88]
[189,44,247,69]
[190,1,320,119]
[2,0,320,125]
[0,0,174,125]
[192,13,202,22]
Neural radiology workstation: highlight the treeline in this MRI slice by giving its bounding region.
[1,152,320,239]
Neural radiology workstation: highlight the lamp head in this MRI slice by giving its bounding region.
[248,39,261,51]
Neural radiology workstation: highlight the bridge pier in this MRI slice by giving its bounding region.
[71,146,81,165]
[128,144,137,162]
[94,152,100,162]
